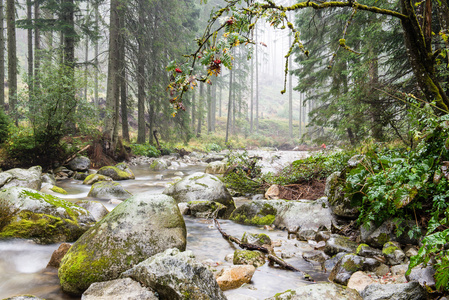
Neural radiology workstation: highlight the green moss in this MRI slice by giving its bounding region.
[195,182,208,188]
[51,186,68,195]
[382,242,400,255]
[98,166,131,180]
[21,190,85,219]
[342,256,362,273]
[356,243,368,255]
[377,233,390,245]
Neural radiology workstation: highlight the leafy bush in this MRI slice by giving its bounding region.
[130,143,161,157]
[222,151,263,195]
[0,109,10,144]
[206,143,222,152]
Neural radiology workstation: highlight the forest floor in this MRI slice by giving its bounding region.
[274,179,325,200]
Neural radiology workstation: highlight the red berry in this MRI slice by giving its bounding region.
[175,68,182,73]
[226,19,234,25]
[214,59,221,64]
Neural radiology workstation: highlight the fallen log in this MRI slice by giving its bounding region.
[213,219,313,281]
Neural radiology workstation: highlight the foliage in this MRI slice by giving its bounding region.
[129,143,161,158]
[0,109,11,144]
[265,150,354,185]
[205,143,222,152]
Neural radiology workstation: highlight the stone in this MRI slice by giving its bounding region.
[87,181,132,199]
[67,156,91,172]
[58,193,186,295]
[73,172,89,181]
[329,254,380,285]
[81,278,157,300]
[41,173,56,185]
[265,282,362,300]
[374,264,390,276]
[347,271,376,293]
[3,297,45,300]
[205,161,227,175]
[203,154,225,163]
[274,198,335,238]
[325,171,359,219]
[40,184,68,195]
[325,252,347,271]
[164,172,236,218]
[75,200,109,221]
[360,281,427,300]
[361,220,419,249]
[188,200,227,218]
[97,163,135,181]
[83,174,113,185]
[324,234,358,256]
[233,249,265,267]
[356,243,383,258]
[0,187,95,244]
[47,243,72,268]
[382,242,406,265]
[230,200,286,225]
[241,232,272,247]
[122,248,226,299]
[1,166,42,190]
[150,158,169,171]
[216,265,256,291]
[315,231,331,242]
[406,265,436,288]
[177,202,190,215]
[265,184,280,199]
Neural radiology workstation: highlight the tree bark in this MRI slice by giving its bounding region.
[0,0,5,108]
[27,0,33,100]
[225,67,233,143]
[34,0,40,89]
[6,0,17,122]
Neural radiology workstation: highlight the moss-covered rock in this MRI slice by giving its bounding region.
[0,187,95,244]
[1,166,42,190]
[50,186,68,195]
[58,193,186,295]
[67,156,91,172]
[328,254,380,286]
[233,249,265,267]
[97,163,135,181]
[205,161,227,175]
[163,172,236,219]
[187,200,227,218]
[266,282,362,300]
[382,241,406,265]
[83,174,113,185]
[324,234,358,256]
[241,232,272,247]
[230,200,285,225]
[150,159,169,171]
[87,181,132,199]
[325,171,359,219]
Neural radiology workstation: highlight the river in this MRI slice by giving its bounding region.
[0,150,327,299]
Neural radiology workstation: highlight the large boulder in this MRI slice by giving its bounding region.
[97,163,135,181]
[67,156,91,172]
[188,200,227,218]
[265,282,362,300]
[325,171,359,219]
[58,193,186,295]
[87,181,132,199]
[324,234,359,256]
[83,174,113,185]
[230,200,286,225]
[360,281,427,300]
[0,187,95,244]
[122,248,226,300]
[75,200,109,221]
[1,166,42,190]
[150,158,169,171]
[82,278,158,300]
[274,197,335,238]
[163,172,236,218]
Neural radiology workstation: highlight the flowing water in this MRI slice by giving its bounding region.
[0,150,327,300]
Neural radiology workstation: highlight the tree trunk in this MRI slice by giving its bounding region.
[34,0,40,89]
[6,0,17,122]
[191,88,196,129]
[27,0,33,100]
[207,82,211,133]
[94,1,99,107]
[225,67,233,143]
[0,0,5,108]
[197,83,203,137]
[119,11,129,142]
[104,0,120,146]
[255,27,259,131]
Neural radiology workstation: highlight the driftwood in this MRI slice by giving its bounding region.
[213,219,313,281]
[62,145,91,165]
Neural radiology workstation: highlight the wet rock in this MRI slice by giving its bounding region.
[188,200,227,218]
[216,265,256,291]
[233,249,265,267]
[3,297,45,300]
[122,248,226,299]
[164,172,236,218]
[302,250,329,267]
[203,154,225,163]
[150,158,169,171]
[265,184,280,200]
[324,252,347,271]
[67,156,91,172]
[361,220,419,249]
[324,234,358,256]
[205,161,227,175]
[274,198,335,238]
[81,278,157,300]
[360,281,427,300]
[265,282,362,299]
[374,264,390,276]
[241,232,272,247]
[0,187,95,244]
[230,200,286,225]
[47,243,71,268]
[58,193,186,295]
[41,173,56,185]
[97,163,135,180]
[87,181,132,199]
[347,271,376,293]
[315,231,331,242]
[73,171,89,181]
[168,161,180,170]
[40,183,68,195]
[405,246,419,258]
[329,254,380,285]
[406,265,436,288]
[356,243,383,258]
[382,242,406,265]
[177,202,190,215]
[325,171,359,219]
[75,200,109,221]
[1,166,42,190]
[83,174,113,185]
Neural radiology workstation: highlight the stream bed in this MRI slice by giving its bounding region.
[0,150,327,299]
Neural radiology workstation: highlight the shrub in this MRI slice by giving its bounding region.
[0,109,10,144]
[130,143,161,157]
